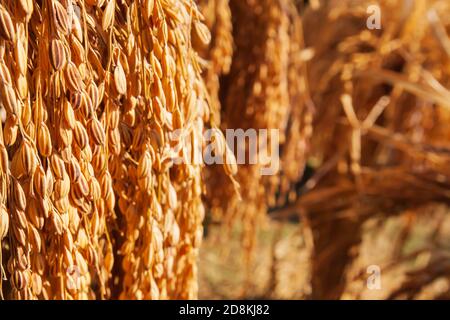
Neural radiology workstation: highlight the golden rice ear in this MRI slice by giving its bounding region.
[0,84,18,115]
[0,205,10,240]
[102,0,115,31]
[15,38,27,75]
[4,115,18,147]
[52,0,69,35]
[113,61,127,95]
[144,0,155,20]
[17,0,34,21]
[64,62,83,92]
[193,20,212,46]
[0,5,16,42]
[0,0,234,301]
[50,39,66,71]
[37,122,52,157]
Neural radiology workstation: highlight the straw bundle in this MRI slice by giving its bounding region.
[291,0,450,298]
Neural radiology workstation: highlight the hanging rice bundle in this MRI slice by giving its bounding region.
[0,0,234,300]
[196,0,233,126]
[204,0,309,262]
